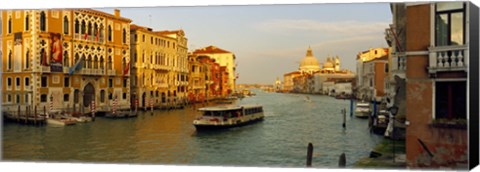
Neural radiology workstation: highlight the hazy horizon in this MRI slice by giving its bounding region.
[97,3,391,84]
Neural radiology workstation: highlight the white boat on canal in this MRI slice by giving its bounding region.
[193,104,264,131]
[354,102,371,119]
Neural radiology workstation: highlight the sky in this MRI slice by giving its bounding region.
[96,3,392,84]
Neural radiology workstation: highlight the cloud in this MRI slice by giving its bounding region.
[254,19,389,36]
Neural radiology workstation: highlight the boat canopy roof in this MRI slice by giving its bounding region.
[356,103,370,107]
[198,105,262,111]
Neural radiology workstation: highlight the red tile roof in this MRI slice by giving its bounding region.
[193,46,232,54]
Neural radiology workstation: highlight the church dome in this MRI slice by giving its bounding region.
[299,47,321,73]
[323,61,334,69]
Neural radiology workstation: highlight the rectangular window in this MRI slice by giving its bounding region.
[7,78,12,87]
[41,76,47,87]
[123,78,127,87]
[109,79,113,88]
[25,94,29,104]
[7,94,12,103]
[64,94,69,102]
[64,77,70,87]
[25,77,30,86]
[16,94,20,104]
[435,2,465,46]
[40,94,47,102]
[435,81,467,119]
[123,93,127,100]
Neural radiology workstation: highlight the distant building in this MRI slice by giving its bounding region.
[193,46,236,94]
[283,71,300,92]
[283,47,354,94]
[355,48,389,101]
[274,77,282,92]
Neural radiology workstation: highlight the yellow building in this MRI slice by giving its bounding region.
[130,24,188,109]
[156,30,189,106]
[1,9,132,114]
[192,46,236,94]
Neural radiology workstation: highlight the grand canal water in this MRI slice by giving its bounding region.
[2,90,383,168]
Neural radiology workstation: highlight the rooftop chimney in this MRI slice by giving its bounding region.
[114,9,120,17]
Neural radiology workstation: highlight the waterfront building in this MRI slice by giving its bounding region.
[355,48,389,101]
[390,2,472,168]
[192,46,236,94]
[1,9,132,113]
[156,30,189,106]
[187,54,206,103]
[311,70,355,94]
[219,66,229,96]
[282,71,301,92]
[130,24,188,108]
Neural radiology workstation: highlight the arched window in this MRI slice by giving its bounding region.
[82,54,87,68]
[108,56,112,70]
[93,23,98,39]
[122,28,126,44]
[99,24,104,41]
[63,16,69,34]
[81,20,86,34]
[108,25,112,41]
[99,56,104,69]
[87,55,92,68]
[100,90,105,103]
[25,12,29,31]
[93,56,98,69]
[8,17,12,34]
[25,49,30,69]
[74,19,79,33]
[122,58,126,71]
[88,22,92,36]
[74,53,79,65]
[63,51,69,67]
[8,50,12,70]
[40,11,46,31]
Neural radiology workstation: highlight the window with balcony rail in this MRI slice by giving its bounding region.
[435,2,465,46]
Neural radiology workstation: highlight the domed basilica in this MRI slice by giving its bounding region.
[298,47,342,74]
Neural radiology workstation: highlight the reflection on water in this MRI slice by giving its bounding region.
[3,90,382,167]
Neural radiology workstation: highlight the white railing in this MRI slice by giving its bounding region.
[41,66,50,72]
[108,69,116,76]
[158,83,168,88]
[429,45,468,73]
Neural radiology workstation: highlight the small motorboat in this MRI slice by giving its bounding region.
[355,102,371,119]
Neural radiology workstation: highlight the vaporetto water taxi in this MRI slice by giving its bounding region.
[193,105,264,130]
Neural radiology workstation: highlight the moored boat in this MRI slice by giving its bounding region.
[355,102,371,118]
[193,104,264,131]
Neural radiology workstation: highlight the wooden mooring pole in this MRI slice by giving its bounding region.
[342,108,346,128]
[25,106,28,124]
[17,105,20,123]
[339,153,346,167]
[34,106,37,125]
[306,143,313,167]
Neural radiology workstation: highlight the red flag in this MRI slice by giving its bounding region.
[95,28,99,41]
[84,32,88,40]
[123,62,130,76]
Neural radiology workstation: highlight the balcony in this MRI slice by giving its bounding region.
[428,45,468,74]
[158,83,168,88]
[78,69,105,75]
[41,66,51,73]
[74,33,104,44]
[108,70,116,76]
[391,53,406,72]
